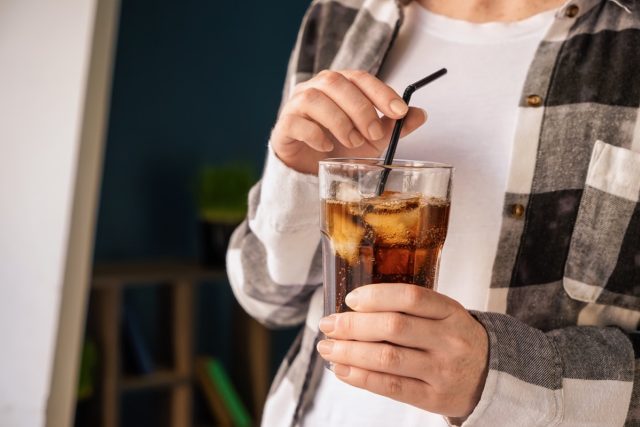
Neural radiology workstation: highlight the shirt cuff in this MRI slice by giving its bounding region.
[254,147,320,232]
[456,311,563,427]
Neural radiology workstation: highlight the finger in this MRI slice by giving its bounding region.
[288,88,366,149]
[394,107,428,138]
[340,70,409,119]
[345,283,457,319]
[273,113,334,152]
[369,107,428,152]
[310,70,385,141]
[317,339,432,382]
[331,363,431,410]
[320,311,438,350]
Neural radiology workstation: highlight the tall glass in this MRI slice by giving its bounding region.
[319,159,453,316]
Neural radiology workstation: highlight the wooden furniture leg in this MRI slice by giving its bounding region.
[171,280,193,427]
[248,317,270,421]
[97,284,121,427]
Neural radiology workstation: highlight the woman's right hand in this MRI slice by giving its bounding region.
[271,70,428,175]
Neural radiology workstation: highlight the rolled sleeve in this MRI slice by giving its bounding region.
[457,311,634,427]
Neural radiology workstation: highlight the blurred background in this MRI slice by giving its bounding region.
[75,1,309,426]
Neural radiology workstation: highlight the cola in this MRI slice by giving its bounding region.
[321,191,450,314]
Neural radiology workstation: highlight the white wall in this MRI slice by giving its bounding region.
[0,1,118,426]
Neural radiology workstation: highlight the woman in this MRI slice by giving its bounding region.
[228,0,640,425]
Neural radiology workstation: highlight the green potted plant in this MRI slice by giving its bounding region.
[196,164,255,266]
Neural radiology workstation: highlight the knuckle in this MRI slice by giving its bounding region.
[378,345,401,369]
[452,300,466,313]
[350,69,369,80]
[288,91,304,108]
[404,286,425,310]
[272,115,292,140]
[306,125,325,143]
[386,313,407,335]
[448,334,470,353]
[317,70,343,86]
[337,313,354,334]
[334,115,353,133]
[278,113,296,129]
[353,97,374,115]
[279,96,297,114]
[384,376,403,396]
[334,341,347,359]
[298,87,322,104]
[361,370,373,389]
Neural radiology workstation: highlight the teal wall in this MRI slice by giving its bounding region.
[95,0,308,259]
[89,1,309,425]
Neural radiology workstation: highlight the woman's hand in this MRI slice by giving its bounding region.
[272,70,427,175]
[317,283,489,419]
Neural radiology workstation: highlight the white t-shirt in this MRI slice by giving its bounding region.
[300,4,555,427]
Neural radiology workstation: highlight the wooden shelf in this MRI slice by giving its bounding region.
[121,370,191,392]
[88,260,270,427]
[91,261,200,427]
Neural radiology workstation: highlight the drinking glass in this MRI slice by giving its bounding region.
[319,158,453,316]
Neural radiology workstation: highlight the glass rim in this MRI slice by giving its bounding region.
[319,157,453,170]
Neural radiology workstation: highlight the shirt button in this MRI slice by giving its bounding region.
[526,94,543,107]
[565,4,580,18]
[511,203,525,219]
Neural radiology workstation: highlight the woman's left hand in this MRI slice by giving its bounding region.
[317,283,489,419]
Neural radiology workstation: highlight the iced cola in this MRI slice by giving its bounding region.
[321,191,450,314]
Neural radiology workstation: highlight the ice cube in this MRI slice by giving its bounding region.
[328,206,365,265]
[335,182,361,203]
[363,195,421,245]
[375,247,412,276]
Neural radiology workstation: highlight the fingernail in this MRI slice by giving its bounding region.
[420,108,428,123]
[333,364,351,377]
[390,99,408,116]
[319,315,336,333]
[345,291,359,309]
[348,129,365,147]
[317,340,334,355]
[368,121,384,140]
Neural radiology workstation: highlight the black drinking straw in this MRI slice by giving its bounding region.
[376,68,448,195]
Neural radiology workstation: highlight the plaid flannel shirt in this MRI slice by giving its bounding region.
[227,0,640,425]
